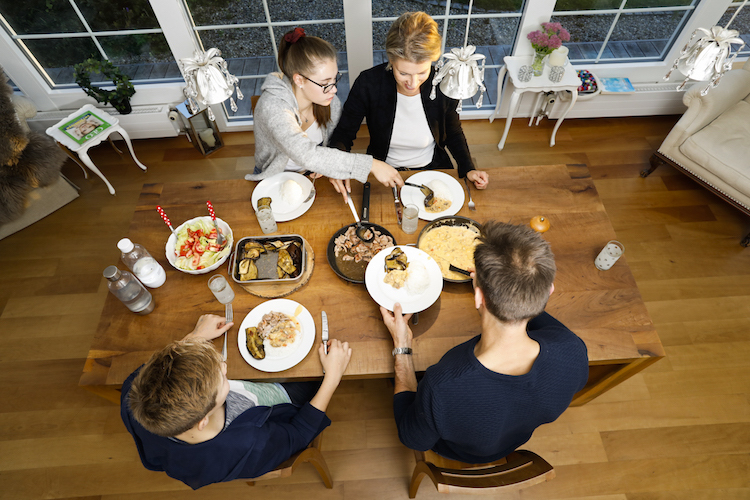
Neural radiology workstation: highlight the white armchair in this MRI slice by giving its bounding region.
[642,64,750,245]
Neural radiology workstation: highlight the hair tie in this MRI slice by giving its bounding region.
[284,27,306,44]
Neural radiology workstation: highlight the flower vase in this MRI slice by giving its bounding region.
[532,51,547,77]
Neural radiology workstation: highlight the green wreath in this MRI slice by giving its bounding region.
[74,58,136,114]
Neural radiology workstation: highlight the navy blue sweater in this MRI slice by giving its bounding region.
[393,312,588,463]
[120,368,330,489]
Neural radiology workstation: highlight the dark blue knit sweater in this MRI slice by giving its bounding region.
[393,312,589,463]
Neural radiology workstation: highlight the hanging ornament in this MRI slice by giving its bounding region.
[179,48,244,121]
[429,0,486,112]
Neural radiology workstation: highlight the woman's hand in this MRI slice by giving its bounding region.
[379,303,413,349]
[319,339,352,381]
[329,177,352,203]
[371,160,404,188]
[467,170,489,189]
[185,314,233,341]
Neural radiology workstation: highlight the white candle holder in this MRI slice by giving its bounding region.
[595,240,624,270]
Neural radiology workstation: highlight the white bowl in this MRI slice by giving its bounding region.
[165,216,234,275]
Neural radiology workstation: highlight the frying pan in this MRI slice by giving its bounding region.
[327,182,397,283]
[416,215,482,284]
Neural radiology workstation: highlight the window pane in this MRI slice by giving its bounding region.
[266,0,343,21]
[0,0,83,34]
[606,11,685,59]
[199,27,275,58]
[554,0,622,12]
[75,0,160,31]
[373,19,446,53]
[551,13,616,60]
[99,33,173,65]
[186,0,265,26]
[372,0,446,17]
[473,0,524,13]
[23,37,100,84]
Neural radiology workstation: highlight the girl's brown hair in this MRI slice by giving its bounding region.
[278,28,337,128]
[385,12,442,68]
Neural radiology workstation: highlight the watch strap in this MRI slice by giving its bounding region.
[392,347,413,356]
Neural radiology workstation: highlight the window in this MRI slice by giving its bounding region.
[0,0,176,87]
[184,0,348,120]
[551,0,701,64]
[371,0,526,110]
[719,0,750,58]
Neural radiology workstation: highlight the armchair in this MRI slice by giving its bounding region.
[642,64,750,245]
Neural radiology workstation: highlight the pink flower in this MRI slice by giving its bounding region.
[527,23,571,53]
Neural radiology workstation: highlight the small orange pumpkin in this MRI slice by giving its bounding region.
[530,215,550,233]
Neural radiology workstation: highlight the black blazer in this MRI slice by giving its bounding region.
[329,63,476,177]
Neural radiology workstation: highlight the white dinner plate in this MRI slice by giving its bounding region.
[365,246,443,314]
[251,172,314,222]
[400,171,465,221]
[237,299,316,372]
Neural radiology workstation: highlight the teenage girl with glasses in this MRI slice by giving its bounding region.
[247,27,403,201]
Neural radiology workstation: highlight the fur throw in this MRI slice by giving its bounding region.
[1,70,67,225]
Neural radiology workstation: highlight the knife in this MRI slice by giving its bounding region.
[392,187,403,225]
[223,303,233,361]
[321,311,329,355]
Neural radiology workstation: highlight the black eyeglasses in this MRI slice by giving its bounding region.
[301,72,342,94]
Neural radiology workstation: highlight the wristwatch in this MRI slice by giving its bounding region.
[392,347,413,356]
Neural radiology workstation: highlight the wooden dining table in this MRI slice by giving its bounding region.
[79,164,664,406]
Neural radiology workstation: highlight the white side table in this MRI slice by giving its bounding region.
[46,104,146,195]
[490,56,581,150]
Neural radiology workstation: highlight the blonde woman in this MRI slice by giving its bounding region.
[247,27,403,201]
[330,12,489,189]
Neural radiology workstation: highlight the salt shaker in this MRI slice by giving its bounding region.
[256,196,277,234]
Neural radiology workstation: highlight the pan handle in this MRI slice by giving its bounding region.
[362,182,371,222]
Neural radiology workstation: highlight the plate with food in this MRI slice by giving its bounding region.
[365,246,443,314]
[400,171,465,221]
[251,172,314,222]
[417,216,482,283]
[238,299,316,372]
[165,216,233,274]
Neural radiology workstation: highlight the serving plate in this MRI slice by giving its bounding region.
[400,171,465,221]
[251,172,314,222]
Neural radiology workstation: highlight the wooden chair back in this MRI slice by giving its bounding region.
[409,449,554,497]
[246,433,332,488]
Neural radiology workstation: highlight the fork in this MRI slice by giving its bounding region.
[303,175,317,203]
[223,303,232,361]
[463,177,476,211]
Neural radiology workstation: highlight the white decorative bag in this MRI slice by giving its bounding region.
[430,45,486,112]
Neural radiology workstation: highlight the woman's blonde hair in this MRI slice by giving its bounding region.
[385,12,442,69]
[278,28,337,127]
[128,338,223,437]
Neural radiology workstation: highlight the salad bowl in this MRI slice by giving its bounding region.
[165,216,233,274]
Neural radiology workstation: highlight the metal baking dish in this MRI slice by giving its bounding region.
[231,234,306,284]
[416,216,482,283]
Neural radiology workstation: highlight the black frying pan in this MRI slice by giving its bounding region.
[327,182,397,283]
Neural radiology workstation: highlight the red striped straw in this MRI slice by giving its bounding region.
[156,206,175,233]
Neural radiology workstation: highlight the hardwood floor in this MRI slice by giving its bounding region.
[1,115,749,499]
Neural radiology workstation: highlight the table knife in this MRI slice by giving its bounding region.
[321,311,329,355]
[223,303,233,361]
[392,187,403,225]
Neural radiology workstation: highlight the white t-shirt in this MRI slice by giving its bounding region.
[286,120,324,172]
[386,93,435,168]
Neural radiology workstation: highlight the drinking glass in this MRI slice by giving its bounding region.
[208,274,235,304]
[402,204,419,234]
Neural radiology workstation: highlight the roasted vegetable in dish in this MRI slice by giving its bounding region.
[235,237,303,281]
[384,247,409,272]
[246,326,265,360]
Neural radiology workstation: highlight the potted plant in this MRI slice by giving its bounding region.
[527,22,570,76]
[74,58,136,114]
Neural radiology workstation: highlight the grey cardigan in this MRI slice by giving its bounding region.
[245,73,372,183]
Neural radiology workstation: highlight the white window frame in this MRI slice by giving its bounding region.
[1,0,743,126]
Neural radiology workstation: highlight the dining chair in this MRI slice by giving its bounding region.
[245,433,333,488]
[409,449,555,497]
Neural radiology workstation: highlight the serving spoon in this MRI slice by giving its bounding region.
[404,182,436,207]
[346,193,375,243]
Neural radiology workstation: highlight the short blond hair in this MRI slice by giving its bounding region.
[385,12,442,67]
[129,338,223,437]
